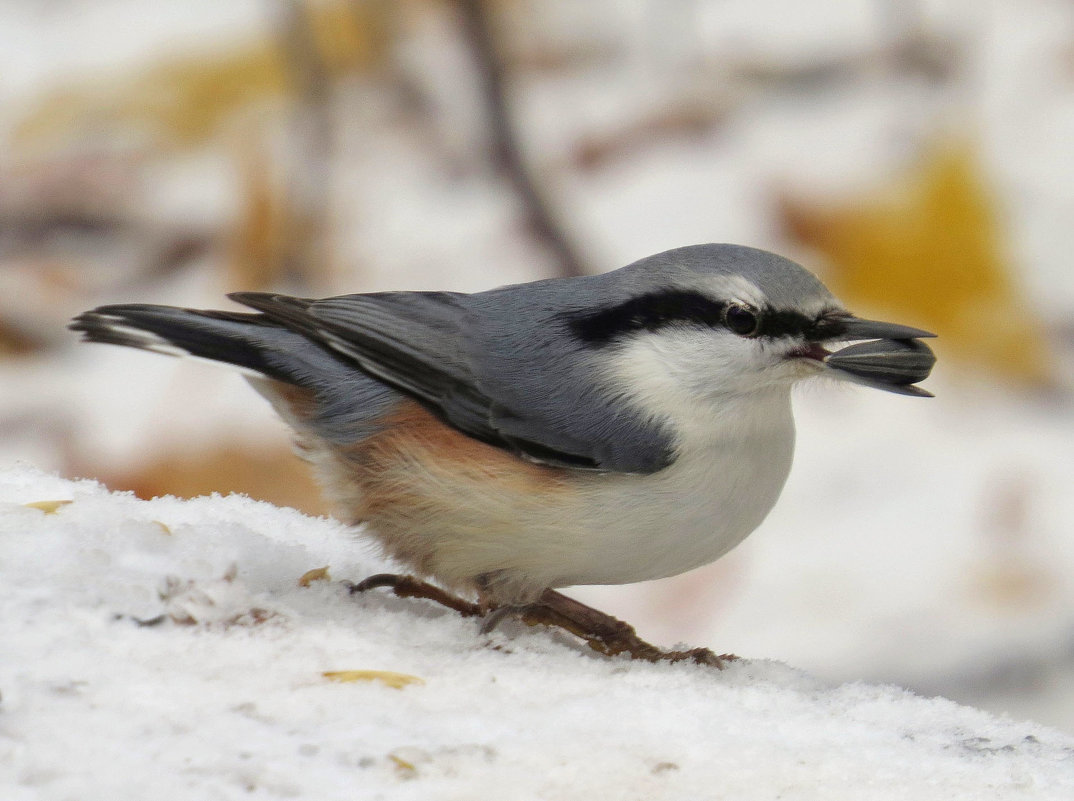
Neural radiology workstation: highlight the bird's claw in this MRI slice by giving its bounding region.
[346,573,482,617]
[350,574,734,669]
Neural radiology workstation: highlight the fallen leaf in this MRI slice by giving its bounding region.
[322,670,424,689]
[24,499,73,514]
[388,753,418,779]
[298,566,331,587]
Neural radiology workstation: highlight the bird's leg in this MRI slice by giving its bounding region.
[519,589,735,668]
[478,603,523,634]
[350,574,734,668]
[347,573,483,617]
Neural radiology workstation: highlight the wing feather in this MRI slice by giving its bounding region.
[229,288,673,472]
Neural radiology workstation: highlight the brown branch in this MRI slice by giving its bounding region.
[273,0,335,289]
[456,0,589,278]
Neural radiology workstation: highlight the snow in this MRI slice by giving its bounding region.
[3,463,1074,799]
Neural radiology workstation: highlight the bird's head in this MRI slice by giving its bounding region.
[568,245,936,419]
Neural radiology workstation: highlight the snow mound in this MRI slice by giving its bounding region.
[2,463,1072,799]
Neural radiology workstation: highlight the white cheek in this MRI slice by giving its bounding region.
[599,329,760,432]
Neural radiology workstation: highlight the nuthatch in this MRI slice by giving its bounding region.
[72,244,935,662]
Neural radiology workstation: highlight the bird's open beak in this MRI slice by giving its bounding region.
[819,316,937,397]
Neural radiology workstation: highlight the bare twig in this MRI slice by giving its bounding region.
[273,0,335,289]
[456,0,589,278]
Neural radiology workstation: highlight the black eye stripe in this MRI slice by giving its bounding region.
[752,309,850,340]
[565,290,844,345]
[565,290,723,345]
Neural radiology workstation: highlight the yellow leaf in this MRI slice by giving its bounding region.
[24,500,72,514]
[12,0,390,152]
[298,566,331,587]
[780,140,1052,386]
[388,753,418,779]
[322,670,424,689]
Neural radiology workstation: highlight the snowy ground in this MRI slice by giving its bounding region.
[3,463,1074,800]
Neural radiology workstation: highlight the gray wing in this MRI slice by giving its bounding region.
[230,288,675,473]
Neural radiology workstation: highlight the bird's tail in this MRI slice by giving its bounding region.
[68,302,355,391]
[70,304,293,377]
[70,302,402,446]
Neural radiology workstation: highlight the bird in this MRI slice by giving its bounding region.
[71,244,935,664]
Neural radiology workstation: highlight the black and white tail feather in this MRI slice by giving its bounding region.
[71,302,307,381]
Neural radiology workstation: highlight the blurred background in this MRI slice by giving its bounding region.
[2,0,1074,731]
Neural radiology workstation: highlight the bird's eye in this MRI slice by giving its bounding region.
[723,303,759,337]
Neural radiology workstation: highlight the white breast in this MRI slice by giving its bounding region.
[551,388,797,587]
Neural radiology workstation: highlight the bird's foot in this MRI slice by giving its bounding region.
[350,574,735,668]
[518,589,736,668]
[346,573,483,617]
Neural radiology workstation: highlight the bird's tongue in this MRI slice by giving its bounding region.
[793,343,830,362]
